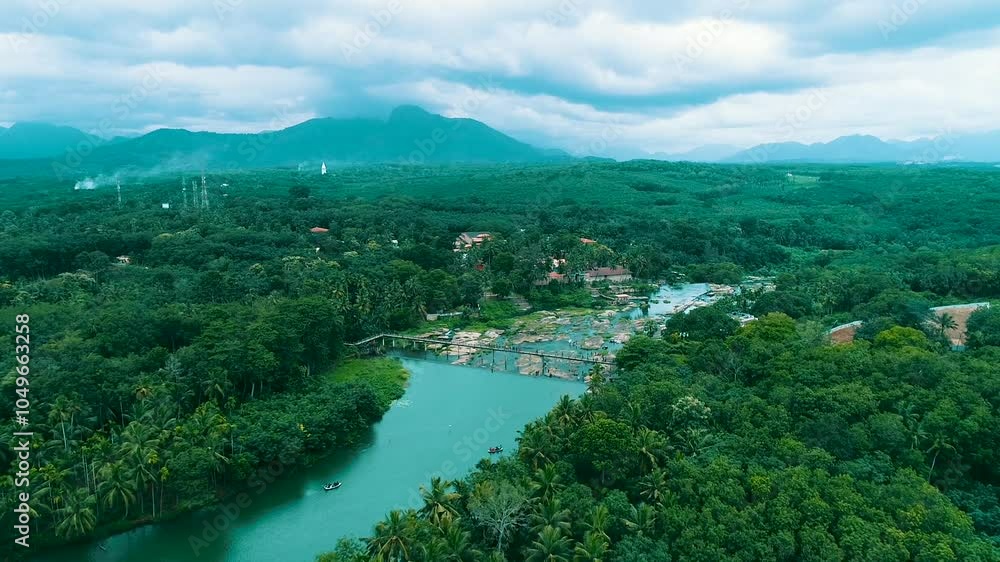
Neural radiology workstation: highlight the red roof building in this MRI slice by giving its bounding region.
[454,232,493,252]
[534,271,569,286]
[310,227,330,233]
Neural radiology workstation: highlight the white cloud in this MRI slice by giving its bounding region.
[2,0,999,151]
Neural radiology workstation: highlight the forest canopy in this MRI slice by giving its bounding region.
[0,160,998,559]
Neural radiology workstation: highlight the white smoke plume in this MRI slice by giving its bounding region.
[73,175,118,190]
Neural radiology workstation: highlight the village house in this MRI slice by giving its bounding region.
[583,267,632,283]
[829,321,864,344]
[534,271,569,286]
[453,232,493,252]
[929,302,991,350]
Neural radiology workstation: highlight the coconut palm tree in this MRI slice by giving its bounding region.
[530,464,565,501]
[54,490,97,540]
[525,525,572,562]
[550,396,577,427]
[624,503,656,536]
[35,464,72,514]
[368,510,415,561]
[933,312,959,342]
[587,366,606,394]
[119,421,160,516]
[585,504,611,541]
[530,498,572,536]
[48,396,85,453]
[636,427,667,474]
[420,538,449,561]
[437,517,481,561]
[638,469,668,507]
[623,401,645,426]
[573,531,610,562]
[518,425,552,470]
[926,434,956,482]
[98,460,137,518]
[419,477,460,525]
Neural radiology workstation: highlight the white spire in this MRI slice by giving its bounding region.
[321,162,327,175]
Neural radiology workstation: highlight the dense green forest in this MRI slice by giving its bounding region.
[1,161,999,559]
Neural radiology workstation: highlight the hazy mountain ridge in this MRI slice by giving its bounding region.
[3,108,999,168]
[722,133,1000,163]
[0,122,106,160]
[0,106,570,171]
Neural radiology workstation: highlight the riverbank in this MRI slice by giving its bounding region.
[36,359,584,562]
[324,357,410,408]
[30,358,409,560]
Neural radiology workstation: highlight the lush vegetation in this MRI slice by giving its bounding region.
[324,308,1000,559]
[1,160,999,559]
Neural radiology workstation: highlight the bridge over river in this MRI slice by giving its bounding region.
[348,333,615,375]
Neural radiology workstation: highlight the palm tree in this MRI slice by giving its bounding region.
[525,525,572,562]
[437,518,481,561]
[48,396,84,453]
[119,421,160,516]
[368,510,415,561]
[518,425,552,470]
[586,366,606,394]
[624,401,645,426]
[419,477,460,525]
[573,531,610,562]
[54,490,97,540]
[98,460,137,518]
[530,498,572,536]
[636,427,667,474]
[624,503,656,536]
[925,434,956,482]
[420,538,449,561]
[35,464,72,514]
[638,469,668,506]
[898,402,928,450]
[550,396,577,427]
[677,427,716,457]
[177,403,231,485]
[585,504,611,541]
[530,464,565,501]
[933,312,959,342]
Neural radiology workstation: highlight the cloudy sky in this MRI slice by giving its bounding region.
[2,0,999,156]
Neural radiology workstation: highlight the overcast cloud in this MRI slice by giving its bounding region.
[2,0,999,155]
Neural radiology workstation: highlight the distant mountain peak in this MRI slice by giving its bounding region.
[389,105,435,122]
[0,107,568,169]
[721,131,998,164]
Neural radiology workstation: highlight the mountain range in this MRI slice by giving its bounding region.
[1,107,998,173]
[0,106,568,174]
[718,133,1000,164]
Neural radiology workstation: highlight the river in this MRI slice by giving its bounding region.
[36,359,583,562]
[36,282,735,562]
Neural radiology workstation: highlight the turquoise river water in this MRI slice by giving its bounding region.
[37,359,583,562]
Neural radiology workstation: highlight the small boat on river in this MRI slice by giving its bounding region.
[488,446,503,454]
[323,482,342,491]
